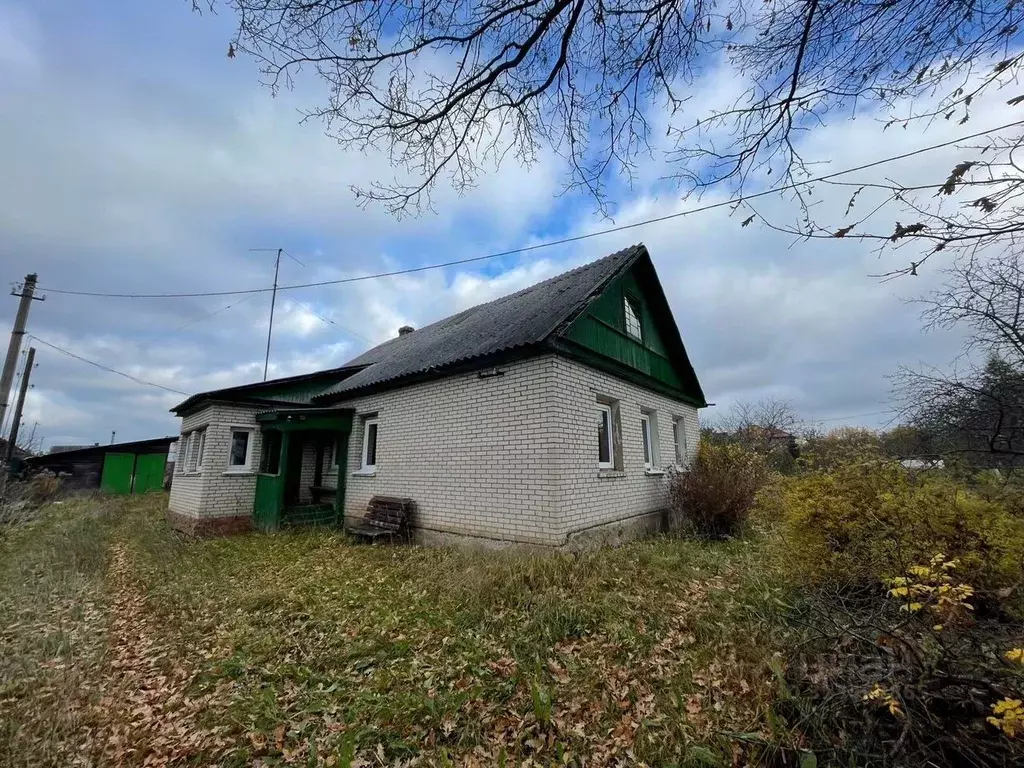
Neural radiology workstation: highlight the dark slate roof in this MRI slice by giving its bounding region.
[316,245,645,398]
[24,436,178,465]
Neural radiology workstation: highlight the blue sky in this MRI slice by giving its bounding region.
[0,0,1003,449]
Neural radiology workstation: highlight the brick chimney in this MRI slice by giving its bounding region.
[398,325,414,336]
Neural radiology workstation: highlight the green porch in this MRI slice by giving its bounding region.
[252,407,353,530]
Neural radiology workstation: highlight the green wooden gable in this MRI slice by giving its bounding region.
[171,365,364,416]
[557,256,705,407]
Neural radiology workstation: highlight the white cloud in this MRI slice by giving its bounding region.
[0,0,1010,445]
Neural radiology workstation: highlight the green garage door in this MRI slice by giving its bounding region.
[133,453,166,494]
[100,453,135,495]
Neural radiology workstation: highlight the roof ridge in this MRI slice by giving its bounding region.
[368,244,645,343]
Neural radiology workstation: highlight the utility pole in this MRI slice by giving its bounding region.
[263,248,282,381]
[0,274,43,432]
[5,346,34,461]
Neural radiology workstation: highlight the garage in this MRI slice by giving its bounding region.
[24,436,177,494]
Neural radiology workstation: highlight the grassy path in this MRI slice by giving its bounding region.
[2,495,789,767]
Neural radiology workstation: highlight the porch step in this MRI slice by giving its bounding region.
[281,503,336,527]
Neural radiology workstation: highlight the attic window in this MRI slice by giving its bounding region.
[624,296,643,341]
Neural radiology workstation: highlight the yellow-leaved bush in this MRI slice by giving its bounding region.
[759,459,1024,594]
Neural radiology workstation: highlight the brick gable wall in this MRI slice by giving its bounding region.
[548,356,700,539]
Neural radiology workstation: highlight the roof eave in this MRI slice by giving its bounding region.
[169,364,371,416]
[312,345,547,404]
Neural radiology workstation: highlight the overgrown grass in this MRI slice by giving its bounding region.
[0,496,123,766]
[1,495,795,766]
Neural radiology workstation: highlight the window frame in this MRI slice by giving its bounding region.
[624,295,643,342]
[226,427,254,472]
[640,413,654,471]
[177,433,191,475]
[597,403,614,469]
[673,416,688,466]
[193,429,206,472]
[360,417,379,473]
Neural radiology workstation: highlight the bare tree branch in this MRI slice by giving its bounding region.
[212,0,1024,222]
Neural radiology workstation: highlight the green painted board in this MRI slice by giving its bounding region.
[133,453,166,494]
[254,473,283,530]
[100,453,135,495]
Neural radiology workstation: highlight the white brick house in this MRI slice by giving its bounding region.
[167,245,706,547]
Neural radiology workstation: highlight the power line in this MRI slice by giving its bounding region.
[251,247,305,267]
[28,335,189,396]
[39,120,1024,300]
[282,291,372,343]
[806,408,899,424]
[168,293,260,334]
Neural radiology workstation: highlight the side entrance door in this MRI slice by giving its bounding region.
[100,453,135,495]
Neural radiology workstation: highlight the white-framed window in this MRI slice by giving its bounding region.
[361,417,379,472]
[597,403,614,469]
[177,432,191,474]
[673,416,688,466]
[640,413,654,470]
[195,429,206,470]
[640,411,661,472]
[227,428,253,471]
[624,296,643,341]
[187,429,206,472]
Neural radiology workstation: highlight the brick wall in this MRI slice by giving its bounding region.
[168,354,701,546]
[327,355,563,545]
[547,356,701,538]
[329,354,699,545]
[168,403,263,524]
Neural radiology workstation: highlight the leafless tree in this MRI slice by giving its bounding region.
[713,396,801,450]
[895,250,1024,465]
[205,0,1024,238]
[919,251,1024,363]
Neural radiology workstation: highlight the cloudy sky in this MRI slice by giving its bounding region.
[0,0,1005,449]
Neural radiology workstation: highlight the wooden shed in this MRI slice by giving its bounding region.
[24,436,178,494]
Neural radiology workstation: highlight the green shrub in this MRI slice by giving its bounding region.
[769,459,1024,593]
[668,441,770,539]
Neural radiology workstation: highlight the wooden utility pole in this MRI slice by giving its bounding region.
[5,346,35,461]
[0,274,43,434]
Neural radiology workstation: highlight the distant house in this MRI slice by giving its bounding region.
[167,245,707,548]
[736,426,802,458]
[25,437,177,493]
